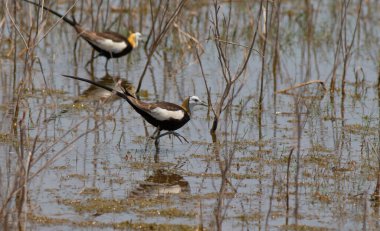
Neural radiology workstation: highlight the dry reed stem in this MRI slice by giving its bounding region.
[196,48,214,118]
[136,0,187,94]
[206,37,263,57]
[208,0,262,136]
[5,1,29,49]
[275,80,326,95]
[173,22,204,53]
[26,0,80,50]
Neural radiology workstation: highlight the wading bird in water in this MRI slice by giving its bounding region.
[62,75,207,144]
[23,0,142,70]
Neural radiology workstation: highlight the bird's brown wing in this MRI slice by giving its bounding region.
[76,29,129,53]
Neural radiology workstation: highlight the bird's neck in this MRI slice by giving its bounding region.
[181,97,191,115]
[127,34,137,48]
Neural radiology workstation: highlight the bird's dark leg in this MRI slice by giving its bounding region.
[154,140,160,156]
[151,127,161,139]
[154,131,161,145]
[151,127,161,145]
[105,58,110,72]
[157,131,189,144]
[106,53,114,73]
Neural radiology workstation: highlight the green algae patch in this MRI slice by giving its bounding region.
[309,144,333,153]
[230,172,261,180]
[50,165,69,170]
[281,224,332,231]
[139,207,197,218]
[184,172,222,178]
[28,213,71,226]
[79,187,101,196]
[61,174,88,181]
[28,213,197,230]
[303,154,333,168]
[61,197,173,214]
[232,139,271,147]
[344,123,376,135]
[61,198,129,214]
[28,213,108,228]
[0,132,15,143]
[236,212,263,222]
[185,170,263,180]
[113,221,197,230]
[312,192,332,204]
[190,153,215,161]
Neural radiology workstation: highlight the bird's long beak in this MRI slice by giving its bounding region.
[200,100,208,107]
[139,34,146,43]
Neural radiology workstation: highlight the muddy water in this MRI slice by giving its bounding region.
[1,0,380,230]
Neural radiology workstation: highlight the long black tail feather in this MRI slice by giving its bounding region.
[22,0,77,27]
[61,74,135,101]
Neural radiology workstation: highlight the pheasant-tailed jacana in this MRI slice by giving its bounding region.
[62,75,207,143]
[22,0,142,69]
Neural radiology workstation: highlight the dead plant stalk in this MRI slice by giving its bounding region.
[204,0,263,139]
[136,0,187,94]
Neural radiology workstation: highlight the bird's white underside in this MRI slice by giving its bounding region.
[94,39,127,53]
[149,108,184,121]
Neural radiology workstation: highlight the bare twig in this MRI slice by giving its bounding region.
[136,0,187,94]
[208,0,262,136]
[276,80,326,94]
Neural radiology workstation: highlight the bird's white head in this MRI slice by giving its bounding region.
[187,96,207,114]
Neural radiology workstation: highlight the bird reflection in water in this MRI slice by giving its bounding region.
[129,147,190,199]
[129,169,190,198]
[75,75,135,103]
[46,74,135,121]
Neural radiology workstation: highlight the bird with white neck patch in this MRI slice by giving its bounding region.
[62,75,207,143]
[22,0,142,70]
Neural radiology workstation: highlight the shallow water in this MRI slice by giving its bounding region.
[1,0,380,230]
